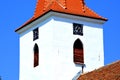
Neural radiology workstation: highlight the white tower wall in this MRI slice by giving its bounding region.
[18,13,105,80]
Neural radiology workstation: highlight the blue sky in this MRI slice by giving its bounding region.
[0,0,120,80]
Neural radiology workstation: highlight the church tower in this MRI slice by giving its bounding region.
[15,0,107,80]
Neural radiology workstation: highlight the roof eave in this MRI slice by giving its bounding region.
[15,10,107,32]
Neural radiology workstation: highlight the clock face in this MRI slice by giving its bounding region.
[73,23,83,35]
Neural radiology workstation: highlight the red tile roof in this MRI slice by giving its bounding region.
[15,0,107,32]
[77,60,120,80]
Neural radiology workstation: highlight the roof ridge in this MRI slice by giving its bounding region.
[43,0,52,11]
[81,0,85,12]
[56,0,67,9]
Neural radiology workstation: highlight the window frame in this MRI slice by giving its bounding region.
[73,39,84,64]
[33,43,39,67]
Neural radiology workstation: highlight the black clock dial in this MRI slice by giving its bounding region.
[73,23,83,35]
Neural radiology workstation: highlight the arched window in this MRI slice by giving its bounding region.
[73,39,84,64]
[34,43,39,67]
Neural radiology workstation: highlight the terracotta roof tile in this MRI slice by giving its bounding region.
[15,0,107,32]
[77,60,120,80]
[34,0,106,19]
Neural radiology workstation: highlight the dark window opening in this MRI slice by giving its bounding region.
[34,43,39,67]
[73,23,83,36]
[74,39,84,64]
[33,28,39,41]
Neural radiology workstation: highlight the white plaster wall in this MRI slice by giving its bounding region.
[19,31,33,80]
[19,15,104,80]
[52,19,83,80]
[83,24,104,72]
[19,18,54,80]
